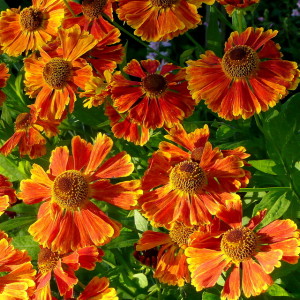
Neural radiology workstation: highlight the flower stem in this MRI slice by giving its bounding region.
[62,0,76,17]
[239,187,291,192]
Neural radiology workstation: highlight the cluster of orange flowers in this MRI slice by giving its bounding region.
[0,0,299,299]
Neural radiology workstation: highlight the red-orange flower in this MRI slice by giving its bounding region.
[0,174,17,215]
[0,0,65,56]
[139,124,250,226]
[0,63,9,105]
[185,200,300,300]
[33,246,103,299]
[18,133,141,254]
[217,0,259,15]
[117,0,214,42]
[0,230,36,299]
[111,59,196,129]
[78,277,118,300]
[0,105,61,159]
[24,24,98,120]
[186,27,300,120]
[63,0,116,40]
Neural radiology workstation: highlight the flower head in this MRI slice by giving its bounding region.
[19,133,141,253]
[0,63,10,105]
[186,27,300,120]
[139,124,250,226]
[0,0,65,56]
[0,174,17,215]
[217,0,259,15]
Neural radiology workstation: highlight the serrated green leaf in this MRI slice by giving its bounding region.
[249,159,285,175]
[0,216,35,232]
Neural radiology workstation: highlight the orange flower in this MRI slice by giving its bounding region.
[78,277,118,300]
[217,0,260,15]
[0,174,17,215]
[117,0,214,42]
[0,63,10,105]
[0,230,36,299]
[63,0,116,40]
[139,124,250,226]
[18,133,141,254]
[0,105,61,159]
[185,200,300,300]
[111,59,196,129]
[0,0,64,56]
[186,27,300,120]
[33,246,103,299]
[24,24,98,120]
[135,222,210,286]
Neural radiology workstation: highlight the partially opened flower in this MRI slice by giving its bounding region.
[19,133,141,253]
[139,124,250,226]
[185,200,300,300]
[117,0,214,42]
[217,0,259,14]
[0,63,10,105]
[0,230,36,299]
[33,246,103,299]
[186,27,300,120]
[111,59,196,130]
[0,0,65,56]
[78,277,118,300]
[24,24,98,120]
[63,0,116,40]
[0,105,61,159]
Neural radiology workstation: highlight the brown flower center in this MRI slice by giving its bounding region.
[221,227,257,262]
[15,113,31,130]
[53,170,89,210]
[142,74,167,96]
[20,7,43,31]
[221,45,259,79]
[169,161,207,193]
[43,58,72,89]
[151,0,179,8]
[38,247,60,274]
[169,222,197,248]
[82,0,107,19]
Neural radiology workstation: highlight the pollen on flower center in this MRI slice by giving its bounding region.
[15,113,31,130]
[151,0,179,8]
[82,0,107,19]
[20,7,43,31]
[53,170,89,210]
[43,58,72,89]
[38,247,60,274]
[221,227,257,262]
[221,45,259,79]
[142,74,167,96]
[169,222,197,248]
[169,161,207,193]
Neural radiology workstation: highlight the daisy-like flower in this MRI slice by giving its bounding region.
[78,277,118,300]
[186,27,300,120]
[18,133,141,254]
[0,174,17,215]
[217,0,260,14]
[111,59,196,130]
[0,0,65,57]
[139,124,250,226]
[0,63,10,105]
[117,0,214,42]
[63,0,116,40]
[0,230,36,299]
[24,24,98,120]
[33,246,103,299]
[105,104,150,146]
[0,105,61,159]
[185,200,300,300]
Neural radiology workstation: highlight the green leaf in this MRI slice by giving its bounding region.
[267,284,292,297]
[249,159,285,175]
[134,210,148,232]
[216,125,236,140]
[0,0,8,11]
[12,235,40,260]
[202,292,220,300]
[105,231,138,249]
[179,48,194,66]
[232,10,247,32]
[0,216,35,232]
[133,273,148,288]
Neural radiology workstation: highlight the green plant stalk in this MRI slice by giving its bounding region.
[239,187,291,192]
[214,5,234,30]
[62,0,75,17]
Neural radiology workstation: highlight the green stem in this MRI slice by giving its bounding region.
[239,187,291,192]
[185,32,205,53]
[62,0,75,17]
[213,6,234,30]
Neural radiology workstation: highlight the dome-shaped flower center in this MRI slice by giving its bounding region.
[82,0,107,19]
[15,113,31,130]
[38,247,60,274]
[142,74,167,96]
[169,222,197,249]
[151,0,179,8]
[221,227,257,262]
[43,58,72,89]
[20,7,43,31]
[169,161,207,193]
[53,170,89,210]
[221,45,259,79]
